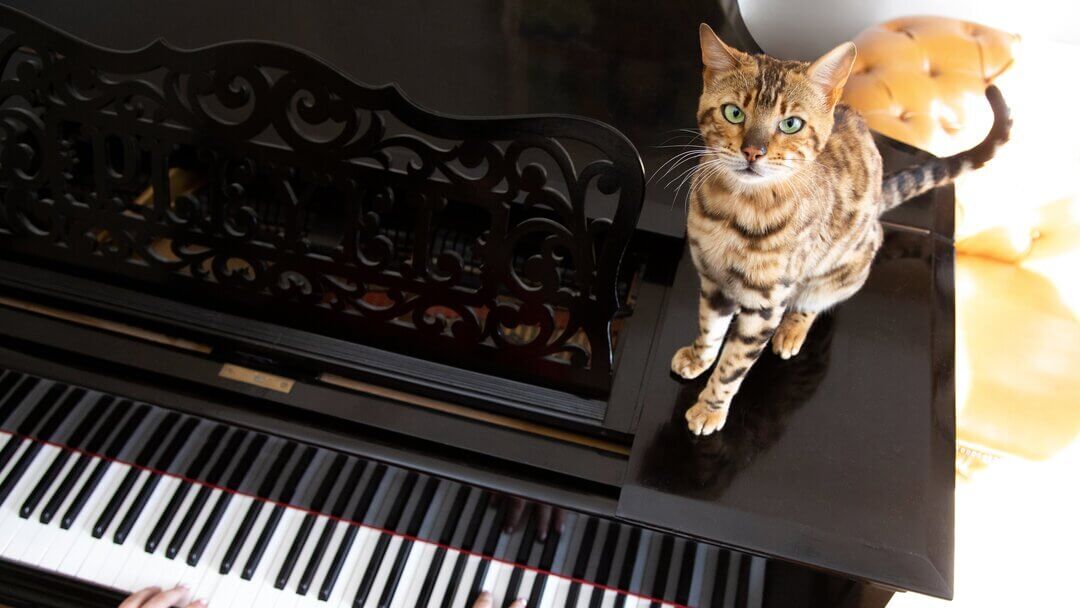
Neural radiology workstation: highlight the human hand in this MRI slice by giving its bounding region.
[474,590,525,608]
[119,586,203,608]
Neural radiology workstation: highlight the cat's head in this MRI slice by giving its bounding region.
[696,24,857,187]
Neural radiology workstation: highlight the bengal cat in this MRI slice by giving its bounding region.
[673,24,1010,436]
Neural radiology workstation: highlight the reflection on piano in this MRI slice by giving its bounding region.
[0,4,955,608]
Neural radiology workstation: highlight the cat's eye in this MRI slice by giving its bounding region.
[778,116,804,134]
[722,104,745,124]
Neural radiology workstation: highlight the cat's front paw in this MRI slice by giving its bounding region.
[685,401,729,436]
[671,346,715,379]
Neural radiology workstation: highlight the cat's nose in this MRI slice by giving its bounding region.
[741,144,766,162]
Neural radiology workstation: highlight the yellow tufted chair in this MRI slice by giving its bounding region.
[843,16,1080,467]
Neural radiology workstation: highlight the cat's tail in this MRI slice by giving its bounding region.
[879,85,1011,213]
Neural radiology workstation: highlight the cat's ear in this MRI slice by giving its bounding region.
[699,23,745,72]
[808,42,857,105]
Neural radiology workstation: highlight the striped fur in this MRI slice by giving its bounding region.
[880,86,1011,211]
[675,25,1009,436]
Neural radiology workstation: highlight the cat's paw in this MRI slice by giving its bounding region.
[772,314,813,359]
[671,346,715,379]
[685,401,729,436]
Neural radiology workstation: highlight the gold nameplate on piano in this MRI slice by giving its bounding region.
[219,364,296,393]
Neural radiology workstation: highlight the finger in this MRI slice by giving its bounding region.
[185,599,208,608]
[142,586,190,608]
[119,587,161,608]
[553,508,567,535]
[473,590,494,608]
[503,498,525,533]
[508,598,527,608]
[536,505,552,541]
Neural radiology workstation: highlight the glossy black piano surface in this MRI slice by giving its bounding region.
[0,2,954,607]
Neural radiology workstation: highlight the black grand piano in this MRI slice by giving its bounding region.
[0,2,955,607]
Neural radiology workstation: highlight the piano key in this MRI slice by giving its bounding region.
[423,546,462,608]
[171,489,228,592]
[0,382,65,475]
[645,535,674,608]
[413,485,472,608]
[685,544,708,608]
[503,506,540,608]
[242,446,317,579]
[564,517,599,608]
[167,429,246,559]
[354,471,418,607]
[396,541,437,608]
[673,540,697,607]
[0,371,23,421]
[329,525,381,607]
[221,440,298,574]
[745,557,766,608]
[275,452,345,589]
[94,411,179,538]
[184,493,254,603]
[76,468,152,585]
[467,497,508,607]
[146,424,228,553]
[612,529,645,608]
[548,577,572,608]
[245,507,305,607]
[732,554,750,608]
[112,475,183,590]
[187,433,268,566]
[586,522,622,608]
[297,459,366,596]
[527,518,563,608]
[61,402,149,529]
[0,375,40,429]
[318,464,389,601]
[710,549,734,608]
[10,451,81,565]
[208,495,276,608]
[441,492,493,608]
[20,389,103,518]
[56,460,130,575]
[377,476,440,607]
[0,444,60,554]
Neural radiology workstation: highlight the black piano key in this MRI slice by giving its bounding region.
[734,554,750,608]
[318,463,388,601]
[165,428,246,558]
[241,445,316,579]
[564,517,599,608]
[0,381,61,473]
[220,440,299,574]
[275,452,346,589]
[0,371,21,421]
[114,417,199,544]
[467,496,511,608]
[21,389,103,518]
[414,485,471,608]
[377,476,440,608]
[588,524,623,608]
[0,375,38,428]
[39,395,120,524]
[0,383,69,505]
[647,535,675,608]
[298,459,366,595]
[353,471,419,608]
[61,402,149,529]
[675,542,698,607]
[503,507,541,608]
[186,432,266,566]
[710,550,732,608]
[93,411,180,538]
[145,423,228,553]
[527,522,563,608]
[613,528,643,608]
[440,491,492,608]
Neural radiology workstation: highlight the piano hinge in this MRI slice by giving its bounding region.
[219,363,296,393]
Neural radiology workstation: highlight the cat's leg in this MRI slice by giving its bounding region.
[772,310,818,359]
[671,280,738,379]
[685,303,786,435]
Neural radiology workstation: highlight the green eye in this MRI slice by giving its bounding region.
[722,104,745,124]
[778,116,804,134]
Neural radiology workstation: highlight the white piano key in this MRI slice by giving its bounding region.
[279,513,324,594]
[0,444,59,556]
[600,589,618,608]
[517,569,538,607]
[395,540,437,608]
[57,462,128,576]
[573,580,594,608]
[487,561,514,606]
[36,458,100,570]
[172,488,228,592]
[113,475,182,591]
[11,451,80,565]
[248,508,305,608]
[360,534,403,608]
[187,494,253,603]
[450,554,483,608]
[424,548,462,608]
[548,577,572,608]
[128,480,201,591]
[87,469,152,586]
[325,525,378,608]
[211,501,276,608]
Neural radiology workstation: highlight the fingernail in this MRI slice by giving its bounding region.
[479,591,492,599]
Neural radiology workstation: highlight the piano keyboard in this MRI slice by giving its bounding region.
[0,368,765,608]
